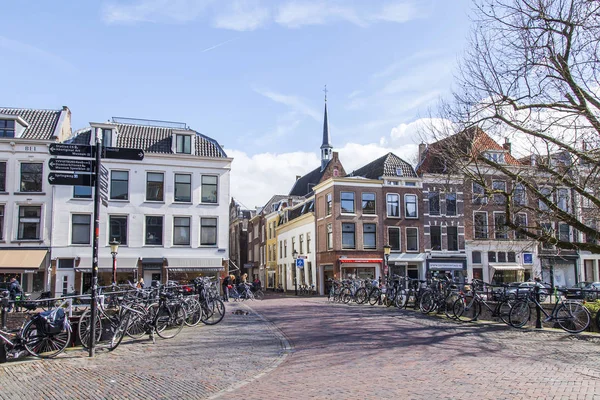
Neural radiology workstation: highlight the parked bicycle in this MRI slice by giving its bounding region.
[452,279,514,324]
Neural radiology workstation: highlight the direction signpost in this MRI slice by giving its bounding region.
[49,143,94,158]
[48,158,95,173]
[48,172,95,186]
[102,147,144,161]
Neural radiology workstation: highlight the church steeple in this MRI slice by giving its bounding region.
[320,85,332,172]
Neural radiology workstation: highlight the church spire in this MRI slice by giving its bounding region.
[320,85,332,172]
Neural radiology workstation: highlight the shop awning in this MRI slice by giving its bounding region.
[0,250,47,273]
[339,258,383,264]
[489,264,526,271]
[165,257,224,272]
[75,256,139,273]
[388,253,427,264]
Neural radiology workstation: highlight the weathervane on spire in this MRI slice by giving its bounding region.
[324,85,328,102]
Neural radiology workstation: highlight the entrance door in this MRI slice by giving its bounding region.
[55,270,74,297]
[144,271,162,287]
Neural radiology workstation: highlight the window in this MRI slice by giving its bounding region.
[174,174,191,202]
[327,224,333,250]
[558,223,570,242]
[507,252,516,263]
[388,227,401,251]
[492,181,506,205]
[515,213,527,240]
[307,233,311,253]
[268,224,272,240]
[405,182,417,187]
[541,222,554,249]
[447,226,458,251]
[405,194,418,218]
[279,240,283,258]
[363,223,376,249]
[0,120,15,137]
[0,205,3,240]
[284,240,287,257]
[539,187,551,211]
[292,237,296,254]
[109,216,128,245]
[176,134,192,154]
[101,128,112,147]
[498,251,506,262]
[494,212,508,239]
[146,172,164,201]
[557,188,569,212]
[428,192,440,215]
[0,162,5,191]
[200,217,218,246]
[513,183,526,205]
[58,259,74,269]
[74,185,92,199]
[299,234,304,254]
[387,194,400,217]
[485,151,505,163]
[406,228,418,251]
[201,175,218,203]
[395,167,404,176]
[446,193,456,216]
[488,252,497,262]
[72,214,91,244]
[474,212,488,239]
[341,192,355,214]
[18,206,41,240]
[472,182,486,204]
[342,223,355,249]
[145,216,163,245]
[430,226,441,250]
[362,193,376,214]
[20,163,42,192]
[326,193,332,216]
[472,251,482,264]
[268,246,271,262]
[111,170,129,200]
[173,217,191,245]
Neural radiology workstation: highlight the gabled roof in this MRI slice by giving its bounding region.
[351,152,417,179]
[417,127,521,174]
[0,107,66,140]
[68,120,227,158]
[288,164,328,197]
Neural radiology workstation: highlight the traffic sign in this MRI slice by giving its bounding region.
[48,172,95,186]
[99,165,109,207]
[48,158,94,172]
[101,147,144,161]
[295,258,305,269]
[49,143,94,158]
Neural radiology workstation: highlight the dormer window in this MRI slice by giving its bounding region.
[101,128,113,147]
[395,167,403,176]
[176,134,192,154]
[0,120,15,138]
[484,151,505,164]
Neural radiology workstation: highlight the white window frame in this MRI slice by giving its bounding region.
[406,227,419,252]
[387,193,400,218]
[388,227,401,251]
[473,211,488,239]
[404,194,418,218]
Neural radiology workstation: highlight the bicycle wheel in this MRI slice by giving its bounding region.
[22,319,71,359]
[78,308,102,349]
[395,289,408,308]
[156,304,186,339]
[508,300,530,328]
[107,312,129,351]
[556,301,591,333]
[384,289,396,307]
[453,296,479,322]
[127,303,152,339]
[498,300,513,325]
[419,291,436,314]
[443,292,460,319]
[254,290,264,300]
[202,299,225,325]
[184,298,203,327]
[355,288,367,304]
[341,288,352,304]
[368,288,381,306]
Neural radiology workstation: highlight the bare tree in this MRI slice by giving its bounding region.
[423,0,600,253]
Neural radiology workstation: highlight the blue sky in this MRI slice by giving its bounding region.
[1,0,472,208]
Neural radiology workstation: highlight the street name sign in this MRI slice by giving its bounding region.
[48,172,95,187]
[102,147,144,161]
[49,143,94,158]
[48,158,94,172]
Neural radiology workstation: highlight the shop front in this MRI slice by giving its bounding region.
[0,249,48,293]
[489,265,527,285]
[141,258,164,286]
[75,256,139,293]
[165,257,224,284]
[387,253,426,281]
[426,257,467,283]
[339,258,383,281]
[540,254,579,288]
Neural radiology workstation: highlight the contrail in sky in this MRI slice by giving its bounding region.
[201,37,239,53]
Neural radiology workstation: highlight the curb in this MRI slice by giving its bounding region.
[207,303,292,399]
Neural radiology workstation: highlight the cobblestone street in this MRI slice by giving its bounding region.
[2,297,600,399]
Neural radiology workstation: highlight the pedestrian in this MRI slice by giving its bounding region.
[8,277,22,313]
[136,278,145,289]
[222,274,234,302]
[241,273,248,284]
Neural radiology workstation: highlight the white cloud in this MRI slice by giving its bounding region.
[102,0,215,24]
[213,0,270,31]
[253,87,322,121]
[0,36,77,73]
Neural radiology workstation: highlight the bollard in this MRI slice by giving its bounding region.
[1,297,8,331]
[534,285,542,329]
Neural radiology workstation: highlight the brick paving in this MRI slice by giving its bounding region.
[2,296,600,399]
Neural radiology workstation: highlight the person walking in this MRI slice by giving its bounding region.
[8,277,22,313]
[136,278,145,289]
[222,274,234,302]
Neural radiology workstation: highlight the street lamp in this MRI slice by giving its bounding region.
[109,239,120,286]
[383,244,392,282]
[292,250,298,295]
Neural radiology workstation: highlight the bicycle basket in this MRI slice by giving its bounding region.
[34,308,66,334]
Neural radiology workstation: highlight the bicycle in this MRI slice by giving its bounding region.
[452,280,514,324]
[419,276,459,318]
[509,287,591,333]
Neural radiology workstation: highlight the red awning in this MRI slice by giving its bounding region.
[339,258,383,264]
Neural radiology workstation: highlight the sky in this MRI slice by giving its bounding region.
[0,0,472,209]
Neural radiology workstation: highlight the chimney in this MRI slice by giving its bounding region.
[332,151,339,160]
[418,143,427,162]
[295,175,301,181]
[503,138,511,154]
[530,154,536,166]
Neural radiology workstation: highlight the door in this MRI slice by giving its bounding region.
[143,271,162,287]
[55,270,74,297]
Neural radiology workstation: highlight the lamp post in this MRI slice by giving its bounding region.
[292,250,298,296]
[383,244,392,283]
[109,239,120,287]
